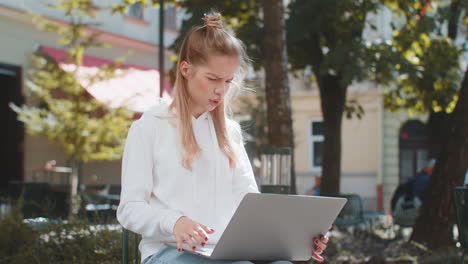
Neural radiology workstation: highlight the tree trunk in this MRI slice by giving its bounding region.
[411,66,468,248]
[262,0,297,194]
[308,31,347,195]
[410,0,467,248]
[317,75,346,194]
[67,159,82,218]
[427,111,450,158]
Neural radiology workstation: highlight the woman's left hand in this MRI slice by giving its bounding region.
[310,234,329,262]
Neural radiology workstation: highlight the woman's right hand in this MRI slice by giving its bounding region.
[173,216,215,251]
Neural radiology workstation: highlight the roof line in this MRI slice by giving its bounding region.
[0,3,176,54]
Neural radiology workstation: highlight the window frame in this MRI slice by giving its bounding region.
[308,119,324,172]
[126,2,145,21]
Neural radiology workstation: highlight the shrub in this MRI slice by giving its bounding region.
[0,206,123,264]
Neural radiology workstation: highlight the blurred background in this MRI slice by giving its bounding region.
[0,0,467,263]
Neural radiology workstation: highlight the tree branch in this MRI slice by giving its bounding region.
[309,32,324,86]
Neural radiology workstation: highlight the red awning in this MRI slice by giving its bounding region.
[38,45,172,113]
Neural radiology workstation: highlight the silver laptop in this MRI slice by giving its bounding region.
[166,193,347,261]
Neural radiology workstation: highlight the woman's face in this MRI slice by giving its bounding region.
[180,55,239,118]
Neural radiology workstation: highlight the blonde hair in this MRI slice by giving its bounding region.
[171,11,250,170]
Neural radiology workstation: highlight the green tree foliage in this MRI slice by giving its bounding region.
[10,0,134,164]
[378,0,468,249]
[379,0,465,114]
[116,1,465,198]
[161,0,390,194]
[287,0,382,87]
[286,0,384,193]
[169,0,263,68]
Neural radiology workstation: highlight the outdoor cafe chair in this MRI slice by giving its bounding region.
[122,228,141,264]
[324,193,366,227]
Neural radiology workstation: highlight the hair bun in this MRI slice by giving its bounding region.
[202,12,223,30]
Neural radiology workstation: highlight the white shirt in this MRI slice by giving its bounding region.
[116,99,259,262]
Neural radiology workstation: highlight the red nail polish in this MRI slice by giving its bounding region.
[202,242,205,246]
[205,237,208,241]
[312,252,324,262]
[178,248,181,252]
[192,246,196,250]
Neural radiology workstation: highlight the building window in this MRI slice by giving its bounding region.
[0,63,24,191]
[164,5,177,30]
[309,120,324,170]
[399,119,429,183]
[127,2,144,20]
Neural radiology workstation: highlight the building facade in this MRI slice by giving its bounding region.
[0,0,182,189]
[1,2,431,213]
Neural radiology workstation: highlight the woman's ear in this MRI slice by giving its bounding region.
[180,61,190,78]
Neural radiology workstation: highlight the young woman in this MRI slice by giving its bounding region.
[117,12,328,264]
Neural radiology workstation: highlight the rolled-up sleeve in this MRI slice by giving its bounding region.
[230,121,260,208]
[117,119,183,238]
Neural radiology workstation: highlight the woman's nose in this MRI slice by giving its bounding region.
[214,84,226,96]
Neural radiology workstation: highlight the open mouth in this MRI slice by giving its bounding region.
[210,99,220,106]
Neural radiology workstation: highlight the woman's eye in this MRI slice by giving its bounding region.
[226,80,232,84]
[208,77,217,81]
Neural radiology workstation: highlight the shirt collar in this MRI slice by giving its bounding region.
[144,99,210,122]
[192,111,209,122]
